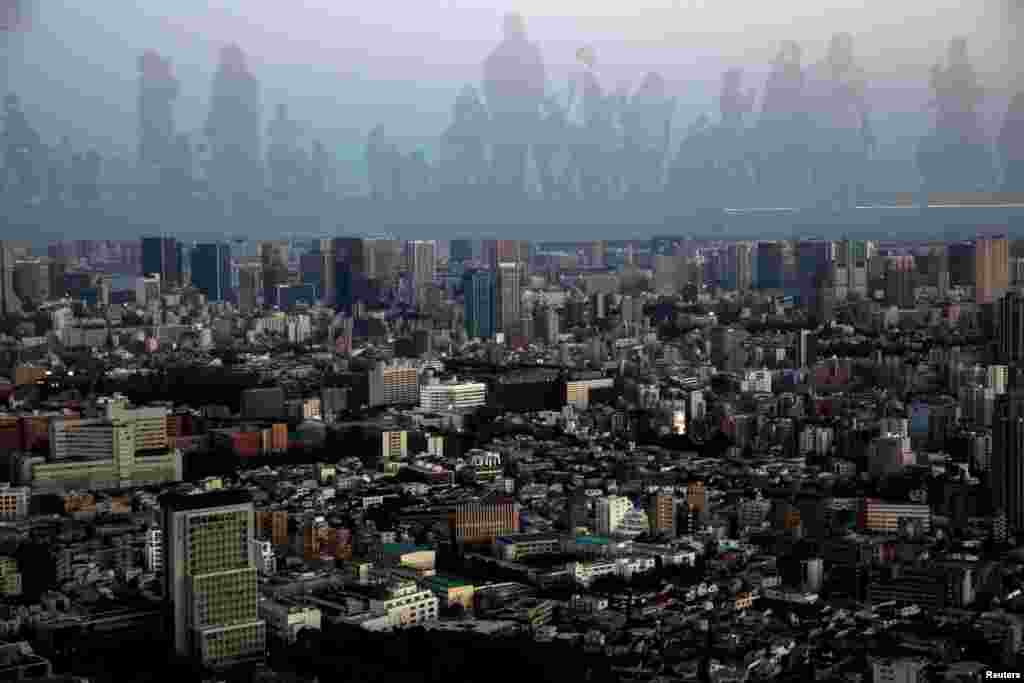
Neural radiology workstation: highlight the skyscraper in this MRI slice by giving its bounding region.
[450,239,474,265]
[974,234,1009,305]
[205,45,263,208]
[497,261,522,335]
[237,261,261,313]
[756,242,786,290]
[993,393,1024,531]
[796,241,832,309]
[137,50,179,179]
[884,255,916,309]
[409,241,437,306]
[464,269,496,340]
[160,491,265,669]
[141,237,181,287]
[725,242,753,292]
[191,243,231,303]
[999,292,1024,365]
[258,241,289,307]
[835,239,870,298]
[330,238,367,313]
[0,242,27,316]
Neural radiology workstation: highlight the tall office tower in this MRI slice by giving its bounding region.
[317,239,336,307]
[464,269,497,340]
[835,239,869,298]
[796,241,832,309]
[725,242,753,292]
[587,241,607,269]
[205,45,263,208]
[975,235,1010,305]
[497,261,522,334]
[12,258,50,307]
[366,239,403,284]
[533,306,560,345]
[450,239,474,265]
[257,241,289,307]
[331,238,367,314]
[160,491,265,669]
[993,393,1024,531]
[650,235,686,258]
[141,237,182,288]
[885,255,916,309]
[797,329,818,369]
[755,241,786,290]
[999,292,1024,364]
[915,245,950,297]
[647,493,676,537]
[191,243,232,303]
[137,50,179,184]
[948,241,976,288]
[368,360,420,407]
[237,262,261,313]
[0,242,29,315]
[409,241,437,306]
[299,250,321,297]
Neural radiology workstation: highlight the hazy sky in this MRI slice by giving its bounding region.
[4,1,1020,188]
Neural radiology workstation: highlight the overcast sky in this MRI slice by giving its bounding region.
[3,1,1021,186]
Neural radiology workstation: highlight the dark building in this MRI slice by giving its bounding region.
[141,236,181,287]
[948,241,975,288]
[240,387,286,421]
[993,392,1024,531]
[796,241,832,309]
[756,241,786,290]
[464,269,497,340]
[998,292,1024,364]
[190,242,231,302]
[332,238,369,314]
[491,370,563,413]
[450,239,474,264]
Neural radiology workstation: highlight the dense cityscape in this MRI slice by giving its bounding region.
[4,3,1024,683]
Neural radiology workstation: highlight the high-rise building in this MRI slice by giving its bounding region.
[191,242,232,303]
[796,241,832,309]
[756,242,786,290]
[141,237,182,288]
[586,240,607,269]
[450,239,474,264]
[12,258,49,307]
[885,255,916,309]
[137,50,179,177]
[497,261,522,334]
[533,306,560,346]
[975,234,1009,305]
[725,242,753,292]
[408,241,437,306]
[797,330,818,369]
[835,239,870,298]
[160,490,265,669]
[368,361,420,407]
[596,495,633,536]
[205,45,263,206]
[647,493,676,537]
[237,262,261,313]
[258,241,289,307]
[948,241,975,288]
[999,292,1024,364]
[993,393,1024,531]
[464,269,496,340]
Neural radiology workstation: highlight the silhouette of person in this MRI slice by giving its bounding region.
[623,72,675,196]
[482,12,545,198]
[440,85,490,192]
[806,33,871,210]
[1000,92,1024,193]
[756,41,808,207]
[918,38,994,193]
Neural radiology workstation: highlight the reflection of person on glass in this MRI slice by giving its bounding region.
[482,13,545,198]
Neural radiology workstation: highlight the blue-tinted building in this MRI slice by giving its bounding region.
[796,241,832,307]
[141,236,182,287]
[450,239,474,264]
[464,269,496,340]
[276,283,317,309]
[190,242,232,302]
[756,242,786,290]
